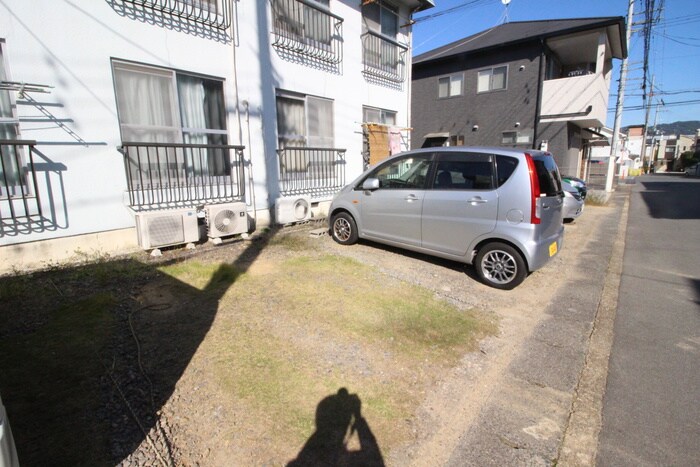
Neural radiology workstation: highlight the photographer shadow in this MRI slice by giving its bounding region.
[288,388,385,467]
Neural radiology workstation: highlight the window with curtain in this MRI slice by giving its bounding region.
[276,91,334,173]
[477,66,508,93]
[112,60,228,180]
[273,0,332,46]
[276,91,334,149]
[438,73,463,98]
[0,42,26,198]
[362,1,398,39]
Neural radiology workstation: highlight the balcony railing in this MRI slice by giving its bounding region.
[272,0,343,64]
[277,146,346,196]
[120,142,246,211]
[0,139,42,228]
[121,0,232,30]
[361,31,407,83]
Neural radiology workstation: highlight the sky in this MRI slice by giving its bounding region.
[412,0,700,129]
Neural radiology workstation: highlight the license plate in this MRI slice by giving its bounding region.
[549,241,558,257]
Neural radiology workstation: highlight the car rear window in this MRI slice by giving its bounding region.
[532,154,562,196]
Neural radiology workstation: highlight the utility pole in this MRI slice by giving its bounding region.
[640,74,655,173]
[606,0,634,192]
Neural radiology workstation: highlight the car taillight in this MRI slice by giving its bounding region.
[525,153,541,224]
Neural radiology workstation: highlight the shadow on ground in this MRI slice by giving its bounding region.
[640,179,700,220]
[0,227,280,465]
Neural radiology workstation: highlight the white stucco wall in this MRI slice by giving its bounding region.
[0,0,415,259]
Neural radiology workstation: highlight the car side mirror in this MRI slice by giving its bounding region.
[362,178,380,190]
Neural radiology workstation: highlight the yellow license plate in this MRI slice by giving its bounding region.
[549,242,558,257]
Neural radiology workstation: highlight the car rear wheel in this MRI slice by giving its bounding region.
[475,242,527,290]
[331,212,358,245]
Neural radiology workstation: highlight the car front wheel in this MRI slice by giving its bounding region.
[331,212,359,245]
[475,242,527,290]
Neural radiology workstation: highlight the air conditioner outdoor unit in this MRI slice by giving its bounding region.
[275,196,312,224]
[135,208,200,250]
[205,202,248,238]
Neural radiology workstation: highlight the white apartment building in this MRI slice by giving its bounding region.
[0,0,433,272]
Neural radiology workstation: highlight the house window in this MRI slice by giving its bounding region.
[501,130,533,145]
[363,106,397,126]
[272,0,332,47]
[438,74,463,98]
[113,61,226,145]
[0,42,26,198]
[361,0,406,82]
[477,66,507,93]
[112,60,228,176]
[362,1,398,39]
[276,91,334,148]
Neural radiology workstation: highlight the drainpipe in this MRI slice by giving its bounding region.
[532,39,545,151]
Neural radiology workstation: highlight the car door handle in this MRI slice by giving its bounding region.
[468,197,488,205]
[404,194,419,202]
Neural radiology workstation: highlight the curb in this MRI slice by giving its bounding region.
[557,190,630,466]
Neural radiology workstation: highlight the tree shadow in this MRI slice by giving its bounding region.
[0,226,280,465]
[287,388,385,467]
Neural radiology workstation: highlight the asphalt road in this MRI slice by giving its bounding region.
[597,175,700,466]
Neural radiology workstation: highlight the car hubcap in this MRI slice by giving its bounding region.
[482,250,517,284]
[333,218,351,241]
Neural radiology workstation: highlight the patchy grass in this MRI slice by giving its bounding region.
[162,254,496,451]
[0,237,497,464]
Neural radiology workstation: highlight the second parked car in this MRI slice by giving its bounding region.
[329,147,565,289]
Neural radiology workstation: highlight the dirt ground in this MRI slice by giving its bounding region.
[138,202,606,466]
[1,198,614,466]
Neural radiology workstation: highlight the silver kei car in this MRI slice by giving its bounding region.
[329,147,565,289]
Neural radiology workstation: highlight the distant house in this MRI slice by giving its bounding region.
[0,0,433,272]
[411,17,627,177]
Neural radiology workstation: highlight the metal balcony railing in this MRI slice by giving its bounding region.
[271,0,343,64]
[277,146,346,196]
[361,31,407,83]
[120,142,246,211]
[0,139,42,226]
[121,0,232,29]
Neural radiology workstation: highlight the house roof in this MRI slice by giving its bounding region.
[414,17,627,65]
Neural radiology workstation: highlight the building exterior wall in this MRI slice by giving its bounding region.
[0,0,419,270]
[411,43,542,150]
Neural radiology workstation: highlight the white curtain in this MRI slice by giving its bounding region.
[114,66,180,143]
[307,96,333,148]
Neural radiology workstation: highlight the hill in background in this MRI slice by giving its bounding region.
[623,120,700,135]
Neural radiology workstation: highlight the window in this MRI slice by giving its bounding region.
[496,155,518,186]
[363,106,396,126]
[276,91,334,149]
[0,42,26,198]
[477,66,507,93]
[438,74,463,98]
[112,60,228,177]
[501,130,533,145]
[365,154,431,190]
[362,1,398,39]
[273,0,332,46]
[432,153,494,190]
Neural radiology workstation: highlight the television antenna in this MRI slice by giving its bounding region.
[499,0,511,24]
